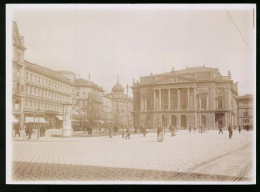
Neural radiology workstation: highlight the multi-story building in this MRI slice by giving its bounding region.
[71,77,104,126]
[102,94,113,123]
[236,94,254,130]
[132,66,238,130]
[12,21,74,129]
[109,79,133,129]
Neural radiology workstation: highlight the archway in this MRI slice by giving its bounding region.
[181,115,186,128]
[171,115,176,126]
[162,115,167,128]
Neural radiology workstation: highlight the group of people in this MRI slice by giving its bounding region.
[13,122,47,140]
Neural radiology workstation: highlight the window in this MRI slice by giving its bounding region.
[243,119,249,123]
[217,97,223,109]
[30,74,32,81]
[26,72,28,80]
[244,110,248,116]
[200,97,207,109]
[34,75,37,82]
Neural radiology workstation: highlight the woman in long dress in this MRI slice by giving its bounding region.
[157,125,164,142]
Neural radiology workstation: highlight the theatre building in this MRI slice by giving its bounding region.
[132,66,238,130]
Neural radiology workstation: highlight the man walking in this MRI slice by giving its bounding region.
[27,123,33,140]
[219,126,223,134]
[238,125,241,133]
[228,124,233,139]
[13,122,20,138]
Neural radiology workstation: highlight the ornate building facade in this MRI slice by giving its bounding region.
[12,21,74,129]
[107,79,133,129]
[236,94,254,130]
[132,66,238,130]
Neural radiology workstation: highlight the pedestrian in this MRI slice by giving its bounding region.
[40,125,46,137]
[143,126,147,137]
[27,124,33,140]
[169,125,176,137]
[125,127,130,139]
[228,124,233,139]
[109,126,113,138]
[189,125,191,133]
[238,125,241,133]
[219,126,223,134]
[13,122,20,138]
[194,126,196,132]
[157,125,164,142]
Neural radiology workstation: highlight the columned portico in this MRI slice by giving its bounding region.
[187,88,190,110]
[177,88,180,110]
[168,89,170,110]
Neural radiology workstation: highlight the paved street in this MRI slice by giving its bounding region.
[11,129,254,183]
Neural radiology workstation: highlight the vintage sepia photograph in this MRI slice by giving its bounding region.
[6,4,256,184]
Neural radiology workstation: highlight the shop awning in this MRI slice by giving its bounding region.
[56,116,63,120]
[25,117,46,123]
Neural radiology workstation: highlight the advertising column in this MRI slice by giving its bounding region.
[63,104,72,136]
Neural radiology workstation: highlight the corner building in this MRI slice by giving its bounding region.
[12,21,74,129]
[132,66,238,130]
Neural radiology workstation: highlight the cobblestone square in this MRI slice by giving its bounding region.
[10,129,255,184]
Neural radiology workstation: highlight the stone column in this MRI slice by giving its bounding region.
[224,87,230,110]
[159,89,161,110]
[194,112,197,128]
[168,89,171,110]
[225,112,228,127]
[144,99,147,111]
[187,88,190,110]
[63,104,72,136]
[193,88,197,110]
[153,89,156,110]
[206,95,209,109]
[177,88,180,110]
[212,87,216,109]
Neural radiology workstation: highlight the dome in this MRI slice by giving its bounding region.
[112,78,124,93]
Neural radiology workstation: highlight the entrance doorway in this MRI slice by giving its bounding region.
[171,115,176,126]
[181,115,186,128]
[215,113,224,128]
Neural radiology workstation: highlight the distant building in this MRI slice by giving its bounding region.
[109,78,133,129]
[132,66,238,130]
[236,94,254,130]
[102,94,113,123]
[12,21,74,129]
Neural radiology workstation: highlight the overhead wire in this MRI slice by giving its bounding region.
[225,9,253,53]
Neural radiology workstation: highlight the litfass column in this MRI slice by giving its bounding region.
[62,103,72,137]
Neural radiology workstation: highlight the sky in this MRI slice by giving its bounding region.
[10,5,255,97]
